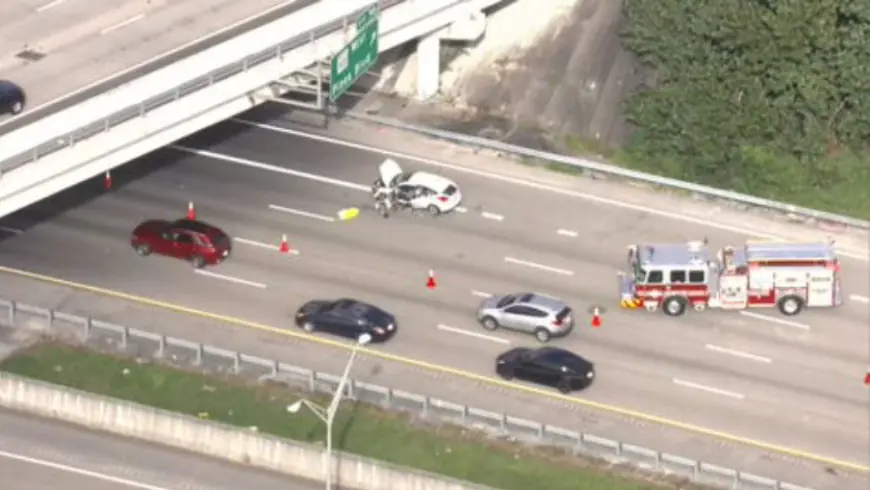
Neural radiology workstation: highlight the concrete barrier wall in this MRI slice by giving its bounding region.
[0,373,492,490]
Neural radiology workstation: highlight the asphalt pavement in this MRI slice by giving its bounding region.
[0,408,323,490]
[0,110,867,489]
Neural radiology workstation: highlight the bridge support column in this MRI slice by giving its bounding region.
[416,30,441,101]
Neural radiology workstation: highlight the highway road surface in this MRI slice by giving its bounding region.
[0,408,323,490]
[0,107,867,489]
[0,0,311,128]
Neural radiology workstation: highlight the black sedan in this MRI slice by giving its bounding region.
[295,298,397,342]
[0,80,25,115]
[496,347,594,393]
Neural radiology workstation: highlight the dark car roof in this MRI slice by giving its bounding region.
[331,299,393,325]
[533,347,592,371]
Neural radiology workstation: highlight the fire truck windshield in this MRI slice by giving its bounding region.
[633,263,647,283]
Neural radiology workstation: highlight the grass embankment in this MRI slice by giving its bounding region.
[2,342,700,490]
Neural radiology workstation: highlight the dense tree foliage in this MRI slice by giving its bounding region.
[620,0,870,216]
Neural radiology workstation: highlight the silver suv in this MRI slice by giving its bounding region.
[477,293,574,342]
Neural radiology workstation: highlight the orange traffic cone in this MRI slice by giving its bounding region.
[279,234,290,253]
[104,171,112,190]
[186,201,196,220]
[426,270,436,289]
[591,307,601,328]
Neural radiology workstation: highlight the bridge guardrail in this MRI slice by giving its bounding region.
[338,110,869,231]
[0,0,408,173]
[0,298,814,490]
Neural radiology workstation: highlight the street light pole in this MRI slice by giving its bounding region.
[287,334,371,490]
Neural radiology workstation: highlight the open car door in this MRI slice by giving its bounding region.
[378,158,403,188]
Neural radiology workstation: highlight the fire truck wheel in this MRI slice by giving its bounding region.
[662,296,687,317]
[777,295,804,316]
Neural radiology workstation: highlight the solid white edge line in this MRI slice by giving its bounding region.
[437,324,509,344]
[231,118,870,263]
[268,204,335,222]
[0,448,170,490]
[739,311,810,330]
[100,13,146,35]
[471,290,492,298]
[556,229,578,238]
[849,294,869,304]
[0,225,23,234]
[504,256,574,276]
[704,344,772,364]
[672,379,745,400]
[194,269,267,289]
[232,237,300,255]
[481,212,504,221]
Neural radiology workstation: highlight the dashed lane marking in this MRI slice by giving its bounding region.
[673,379,745,400]
[850,294,869,304]
[557,229,579,238]
[437,324,510,344]
[739,311,810,330]
[705,344,772,364]
[481,212,504,221]
[471,290,493,298]
[193,269,267,289]
[268,204,335,222]
[504,256,574,276]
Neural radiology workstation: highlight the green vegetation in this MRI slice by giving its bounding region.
[1,342,710,490]
[616,1,870,218]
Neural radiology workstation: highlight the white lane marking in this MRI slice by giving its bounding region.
[0,225,23,234]
[739,311,810,330]
[268,204,336,222]
[194,269,267,289]
[233,237,300,255]
[557,229,578,238]
[673,379,745,400]
[455,206,468,213]
[481,211,504,221]
[0,448,169,490]
[37,0,67,12]
[170,146,370,192]
[437,324,509,344]
[231,118,870,263]
[504,256,574,276]
[100,13,146,35]
[471,290,493,298]
[705,344,772,364]
[850,294,869,304]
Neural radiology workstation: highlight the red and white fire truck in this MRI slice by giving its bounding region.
[618,239,842,316]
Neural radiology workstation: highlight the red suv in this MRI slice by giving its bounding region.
[130,219,231,268]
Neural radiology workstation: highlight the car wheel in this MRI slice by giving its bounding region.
[427,204,441,216]
[662,296,687,317]
[557,378,572,394]
[498,367,515,380]
[191,255,206,269]
[777,295,804,316]
[534,328,551,343]
[302,322,315,332]
[10,101,23,114]
[481,316,499,331]
[135,244,151,256]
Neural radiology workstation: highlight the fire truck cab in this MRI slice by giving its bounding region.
[620,239,841,317]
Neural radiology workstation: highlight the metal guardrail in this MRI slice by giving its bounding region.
[0,298,812,490]
[338,111,870,231]
[0,0,406,172]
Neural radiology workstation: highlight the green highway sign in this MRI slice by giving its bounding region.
[329,4,380,101]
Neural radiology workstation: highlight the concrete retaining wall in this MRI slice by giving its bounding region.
[0,372,492,490]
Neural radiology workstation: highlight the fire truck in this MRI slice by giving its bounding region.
[618,239,842,317]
